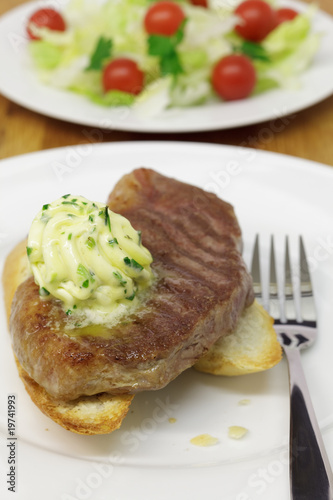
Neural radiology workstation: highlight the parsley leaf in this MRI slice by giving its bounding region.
[126,291,136,301]
[148,20,186,76]
[77,264,90,280]
[160,52,183,77]
[108,238,118,246]
[239,41,270,62]
[39,287,50,297]
[172,21,186,45]
[113,271,127,287]
[123,257,144,272]
[148,35,175,57]
[104,206,111,232]
[62,200,79,207]
[86,237,96,250]
[86,36,113,71]
[77,264,95,285]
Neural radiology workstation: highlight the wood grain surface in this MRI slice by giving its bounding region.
[0,0,332,166]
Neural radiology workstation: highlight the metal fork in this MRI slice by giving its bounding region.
[251,235,333,500]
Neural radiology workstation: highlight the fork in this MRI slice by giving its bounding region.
[251,235,333,500]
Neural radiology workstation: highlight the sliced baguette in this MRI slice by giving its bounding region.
[15,357,133,435]
[3,239,281,434]
[194,300,282,376]
[2,239,133,435]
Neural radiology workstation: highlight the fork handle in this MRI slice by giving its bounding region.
[285,347,333,500]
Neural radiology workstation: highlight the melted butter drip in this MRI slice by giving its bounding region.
[190,434,219,447]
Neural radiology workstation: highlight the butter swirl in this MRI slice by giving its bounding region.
[27,195,154,314]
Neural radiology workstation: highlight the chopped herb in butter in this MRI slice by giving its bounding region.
[27,195,154,314]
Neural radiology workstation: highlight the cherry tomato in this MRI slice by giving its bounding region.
[275,7,298,26]
[144,1,186,36]
[212,54,256,101]
[190,0,208,7]
[235,0,277,42]
[27,8,66,40]
[102,59,144,95]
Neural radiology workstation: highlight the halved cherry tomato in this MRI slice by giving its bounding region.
[235,0,277,42]
[102,59,144,95]
[275,7,298,26]
[190,0,208,7]
[27,8,66,40]
[144,1,186,36]
[212,54,256,101]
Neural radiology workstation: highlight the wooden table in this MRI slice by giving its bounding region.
[0,0,332,166]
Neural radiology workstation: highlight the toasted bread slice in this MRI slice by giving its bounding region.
[194,300,282,376]
[3,239,281,434]
[3,238,31,323]
[2,239,133,435]
[15,357,133,435]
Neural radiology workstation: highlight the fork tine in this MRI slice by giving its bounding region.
[269,235,280,320]
[251,234,263,306]
[299,236,317,323]
[284,236,297,321]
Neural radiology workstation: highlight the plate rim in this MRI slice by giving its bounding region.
[1,140,333,176]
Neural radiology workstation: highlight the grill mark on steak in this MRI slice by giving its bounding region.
[130,210,237,285]
[10,169,254,400]
[140,207,235,262]
[126,202,243,279]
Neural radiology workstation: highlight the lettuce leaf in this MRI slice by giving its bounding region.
[70,88,135,106]
[255,9,321,89]
[29,41,63,70]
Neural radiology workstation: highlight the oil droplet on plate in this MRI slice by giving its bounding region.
[190,434,218,447]
[238,399,251,406]
[228,426,248,439]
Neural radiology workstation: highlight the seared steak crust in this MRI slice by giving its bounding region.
[10,169,254,401]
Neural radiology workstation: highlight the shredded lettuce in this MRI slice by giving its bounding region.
[71,88,136,107]
[263,8,314,56]
[256,8,321,89]
[133,77,172,117]
[29,41,63,70]
[27,0,321,116]
[170,69,212,107]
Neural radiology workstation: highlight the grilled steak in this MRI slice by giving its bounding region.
[10,169,254,401]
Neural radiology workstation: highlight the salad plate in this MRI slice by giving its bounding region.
[1,141,333,500]
[0,0,333,132]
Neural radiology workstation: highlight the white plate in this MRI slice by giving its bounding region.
[0,1,333,132]
[1,141,333,499]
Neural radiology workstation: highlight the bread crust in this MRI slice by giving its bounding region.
[194,300,282,376]
[3,239,133,435]
[2,238,30,323]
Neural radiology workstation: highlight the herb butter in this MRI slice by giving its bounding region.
[27,195,154,316]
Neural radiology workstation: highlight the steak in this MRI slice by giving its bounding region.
[10,169,254,401]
